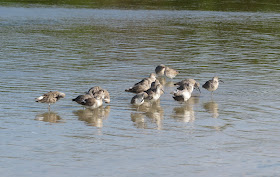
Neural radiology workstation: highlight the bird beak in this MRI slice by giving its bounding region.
[219,79,224,83]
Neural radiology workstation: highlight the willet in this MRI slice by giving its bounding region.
[89,87,111,103]
[164,66,179,79]
[35,91,65,110]
[172,83,194,102]
[73,86,110,106]
[131,92,147,106]
[87,86,102,94]
[155,64,166,76]
[202,76,223,95]
[145,79,164,101]
[149,79,164,95]
[145,84,164,101]
[80,90,105,109]
[174,78,201,93]
[72,87,96,105]
[125,73,157,93]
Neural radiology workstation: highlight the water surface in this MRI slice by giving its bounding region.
[0,5,280,177]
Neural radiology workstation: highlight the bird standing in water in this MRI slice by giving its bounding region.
[80,90,105,109]
[172,83,194,102]
[131,92,147,106]
[174,78,201,93]
[202,76,223,96]
[35,91,65,111]
[125,73,157,93]
[145,81,164,101]
[164,66,179,79]
[73,86,110,109]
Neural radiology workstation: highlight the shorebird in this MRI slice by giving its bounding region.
[149,79,164,95]
[174,78,201,93]
[35,91,65,110]
[79,90,105,109]
[131,92,147,106]
[89,86,111,103]
[125,73,157,93]
[202,76,223,95]
[72,87,97,105]
[172,83,194,102]
[164,66,179,79]
[145,84,164,101]
[73,86,110,108]
[87,86,102,93]
[155,64,166,76]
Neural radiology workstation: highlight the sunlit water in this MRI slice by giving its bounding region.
[1,7,280,176]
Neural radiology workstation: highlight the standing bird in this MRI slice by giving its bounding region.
[145,84,164,101]
[155,64,166,76]
[174,78,201,93]
[202,76,223,95]
[72,87,99,105]
[73,86,110,108]
[35,91,65,110]
[87,86,102,94]
[172,83,194,102]
[164,66,179,79]
[131,92,147,106]
[89,86,111,103]
[80,91,105,109]
[125,73,157,93]
[150,79,164,96]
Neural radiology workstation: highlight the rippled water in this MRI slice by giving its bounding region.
[1,6,280,176]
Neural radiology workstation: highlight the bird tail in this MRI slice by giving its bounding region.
[35,96,44,102]
[125,88,133,92]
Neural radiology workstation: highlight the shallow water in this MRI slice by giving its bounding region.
[0,6,280,177]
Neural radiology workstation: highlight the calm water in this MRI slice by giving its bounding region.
[1,5,280,177]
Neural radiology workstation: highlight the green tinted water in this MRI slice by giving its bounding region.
[0,2,280,177]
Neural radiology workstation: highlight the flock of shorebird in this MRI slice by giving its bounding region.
[35,64,223,110]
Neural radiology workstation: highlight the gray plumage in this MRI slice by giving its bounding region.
[155,64,166,76]
[164,66,179,79]
[174,78,200,93]
[145,80,164,100]
[72,87,96,105]
[145,84,163,101]
[125,73,157,93]
[89,86,111,103]
[80,94,104,109]
[172,83,194,102]
[35,91,65,110]
[131,92,147,106]
[73,86,110,108]
[202,76,223,95]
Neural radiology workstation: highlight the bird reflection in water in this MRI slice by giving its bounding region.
[157,77,175,96]
[165,80,175,88]
[73,106,110,127]
[35,112,63,123]
[203,101,219,118]
[131,100,164,130]
[172,97,199,123]
[157,77,166,86]
[157,76,175,88]
[131,112,147,129]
